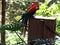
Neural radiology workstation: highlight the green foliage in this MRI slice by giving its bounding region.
[6,1,31,24]
[0,22,27,45]
[56,28,60,34]
[0,22,22,32]
[36,4,48,16]
[0,1,31,45]
[57,2,60,12]
[56,18,60,34]
[6,31,26,45]
[36,3,60,17]
[57,20,60,28]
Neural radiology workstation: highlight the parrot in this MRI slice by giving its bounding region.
[0,2,39,37]
[20,2,39,37]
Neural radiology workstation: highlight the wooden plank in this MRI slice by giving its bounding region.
[28,16,56,45]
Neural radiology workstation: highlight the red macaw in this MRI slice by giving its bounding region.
[21,2,39,37]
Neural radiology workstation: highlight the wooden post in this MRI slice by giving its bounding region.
[1,0,6,45]
[28,16,56,45]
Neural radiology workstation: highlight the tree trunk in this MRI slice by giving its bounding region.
[1,0,6,45]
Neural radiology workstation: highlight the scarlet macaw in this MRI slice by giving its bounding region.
[21,2,39,37]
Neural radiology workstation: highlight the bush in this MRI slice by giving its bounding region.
[56,18,60,34]
[36,3,59,17]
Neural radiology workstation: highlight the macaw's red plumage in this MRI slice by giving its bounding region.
[21,2,39,37]
[27,2,39,14]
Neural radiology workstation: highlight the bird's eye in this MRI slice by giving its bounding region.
[36,7,39,10]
